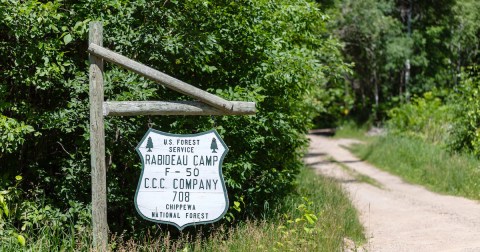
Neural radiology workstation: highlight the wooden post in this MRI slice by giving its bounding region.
[89,22,108,251]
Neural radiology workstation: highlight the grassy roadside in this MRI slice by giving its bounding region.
[1,167,365,251]
[348,134,480,201]
[197,167,365,251]
[333,122,372,141]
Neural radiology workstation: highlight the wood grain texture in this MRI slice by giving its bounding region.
[104,101,256,116]
[87,43,234,112]
[89,22,108,252]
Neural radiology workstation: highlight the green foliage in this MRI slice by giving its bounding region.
[281,197,319,235]
[335,0,410,117]
[0,167,365,251]
[449,65,480,156]
[0,174,91,250]
[335,0,480,121]
[0,0,348,237]
[0,175,27,249]
[0,115,37,155]
[387,91,454,144]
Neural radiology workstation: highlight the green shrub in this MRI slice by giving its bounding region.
[449,65,480,156]
[0,116,37,155]
[0,0,348,235]
[386,91,454,144]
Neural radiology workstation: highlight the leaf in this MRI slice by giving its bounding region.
[304,214,317,224]
[3,204,8,217]
[17,234,26,246]
[15,175,22,181]
[73,21,83,30]
[63,34,72,45]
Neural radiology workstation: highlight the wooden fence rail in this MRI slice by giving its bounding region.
[104,101,256,116]
[88,43,234,112]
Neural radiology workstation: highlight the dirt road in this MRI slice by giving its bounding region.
[306,132,480,252]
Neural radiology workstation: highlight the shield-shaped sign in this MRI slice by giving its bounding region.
[134,128,229,230]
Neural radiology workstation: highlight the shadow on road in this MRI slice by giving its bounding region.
[304,152,327,158]
[309,128,336,137]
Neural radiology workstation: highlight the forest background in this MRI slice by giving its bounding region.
[1,0,479,249]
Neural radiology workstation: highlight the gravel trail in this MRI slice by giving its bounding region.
[306,132,480,252]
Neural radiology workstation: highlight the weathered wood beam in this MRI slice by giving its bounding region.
[103,101,256,116]
[89,22,108,252]
[87,43,234,112]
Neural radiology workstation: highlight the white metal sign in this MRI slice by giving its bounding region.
[134,128,229,230]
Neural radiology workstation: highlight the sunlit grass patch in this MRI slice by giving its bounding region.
[114,167,366,251]
[349,135,480,200]
[333,121,375,142]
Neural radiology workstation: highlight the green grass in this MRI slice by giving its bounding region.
[0,226,92,252]
[327,157,384,189]
[349,135,480,200]
[1,167,365,251]
[115,167,366,251]
[333,121,372,141]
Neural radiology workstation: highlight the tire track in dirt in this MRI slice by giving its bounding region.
[306,133,480,252]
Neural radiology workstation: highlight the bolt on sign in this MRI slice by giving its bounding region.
[134,129,229,230]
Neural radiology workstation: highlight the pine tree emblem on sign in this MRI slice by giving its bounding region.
[134,129,229,230]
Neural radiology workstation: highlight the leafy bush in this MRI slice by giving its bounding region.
[0,0,347,236]
[449,65,480,156]
[0,175,91,248]
[0,116,37,155]
[0,176,24,247]
[386,91,454,144]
